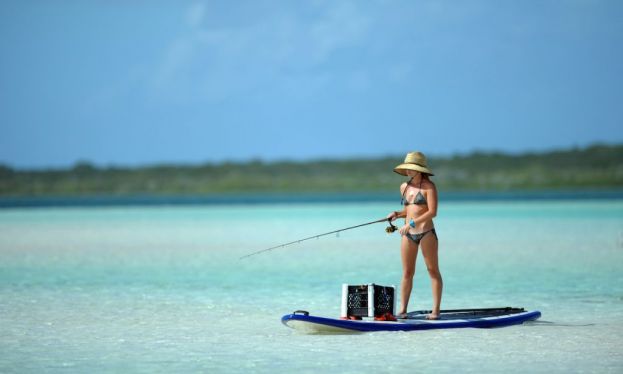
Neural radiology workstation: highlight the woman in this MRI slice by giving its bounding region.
[387,151,442,320]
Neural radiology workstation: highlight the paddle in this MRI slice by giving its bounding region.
[239,217,397,260]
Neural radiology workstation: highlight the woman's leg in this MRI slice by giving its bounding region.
[420,232,442,319]
[399,235,418,315]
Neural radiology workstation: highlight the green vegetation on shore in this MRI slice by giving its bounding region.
[1,144,621,196]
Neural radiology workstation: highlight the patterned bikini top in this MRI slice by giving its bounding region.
[401,178,427,206]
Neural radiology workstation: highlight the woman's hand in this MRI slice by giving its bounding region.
[386,211,397,221]
[399,224,410,235]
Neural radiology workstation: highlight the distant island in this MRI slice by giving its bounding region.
[0,144,621,197]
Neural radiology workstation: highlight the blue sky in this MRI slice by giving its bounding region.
[1,0,622,168]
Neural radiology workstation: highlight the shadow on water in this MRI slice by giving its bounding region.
[526,320,596,327]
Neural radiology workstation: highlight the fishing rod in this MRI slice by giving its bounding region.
[239,217,398,260]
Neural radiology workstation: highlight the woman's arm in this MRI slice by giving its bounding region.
[387,209,406,220]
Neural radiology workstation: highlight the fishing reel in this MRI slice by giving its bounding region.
[385,219,397,234]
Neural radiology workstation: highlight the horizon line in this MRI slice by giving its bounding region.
[1,141,620,172]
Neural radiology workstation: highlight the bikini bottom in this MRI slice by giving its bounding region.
[406,228,437,245]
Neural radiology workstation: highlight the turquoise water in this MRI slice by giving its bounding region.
[1,200,622,372]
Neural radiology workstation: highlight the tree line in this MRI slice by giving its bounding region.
[0,144,621,196]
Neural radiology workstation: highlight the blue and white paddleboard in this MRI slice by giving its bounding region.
[282,307,541,333]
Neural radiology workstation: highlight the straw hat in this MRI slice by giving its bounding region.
[393,151,434,176]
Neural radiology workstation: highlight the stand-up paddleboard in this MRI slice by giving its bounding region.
[282,307,541,333]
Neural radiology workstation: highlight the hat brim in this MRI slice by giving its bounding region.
[393,163,434,176]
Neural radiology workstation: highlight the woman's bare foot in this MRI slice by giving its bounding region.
[425,312,440,320]
[396,311,408,319]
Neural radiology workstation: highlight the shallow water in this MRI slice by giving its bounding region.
[1,200,622,372]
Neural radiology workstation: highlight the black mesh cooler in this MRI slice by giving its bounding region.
[341,284,395,317]
[346,285,369,316]
[373,284,394,316]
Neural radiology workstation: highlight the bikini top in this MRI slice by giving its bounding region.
[401,178,427,206]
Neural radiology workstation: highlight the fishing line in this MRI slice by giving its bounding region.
[239,217,397,260]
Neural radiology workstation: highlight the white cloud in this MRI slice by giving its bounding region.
[186,2,206,28]
[150,1,376,101]
[308,1,371,64]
